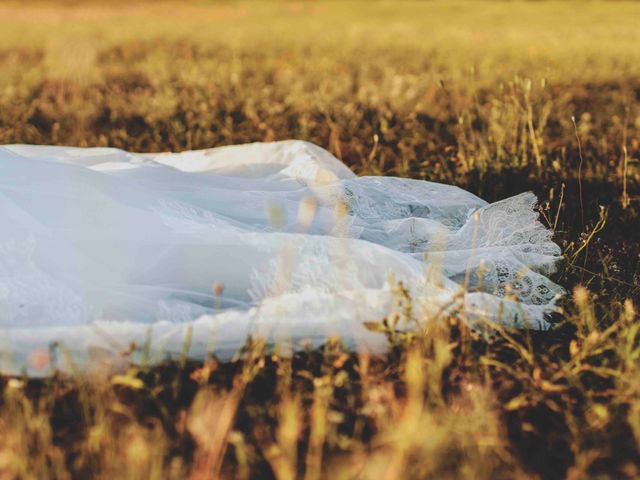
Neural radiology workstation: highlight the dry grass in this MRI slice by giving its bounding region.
[0,1,639,479]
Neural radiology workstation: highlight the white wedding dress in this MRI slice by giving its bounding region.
[0,140,563,375]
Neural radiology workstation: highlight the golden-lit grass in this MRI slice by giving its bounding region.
[0,1,639,479]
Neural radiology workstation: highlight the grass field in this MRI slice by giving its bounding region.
[0,1,639,479]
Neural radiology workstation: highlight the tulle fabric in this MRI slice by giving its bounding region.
[0,141,563,375]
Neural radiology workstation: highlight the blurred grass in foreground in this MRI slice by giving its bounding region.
[0,1,639,479]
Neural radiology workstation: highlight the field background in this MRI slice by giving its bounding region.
[0,1,639,479]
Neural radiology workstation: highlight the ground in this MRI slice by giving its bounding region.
[0,1,639,479]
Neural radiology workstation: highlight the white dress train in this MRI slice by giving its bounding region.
[0,141,563,375]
